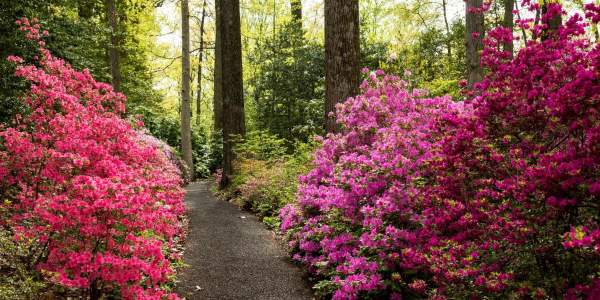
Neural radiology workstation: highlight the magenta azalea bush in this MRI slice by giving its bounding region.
[0,18,185,299]
[281,4,600,299]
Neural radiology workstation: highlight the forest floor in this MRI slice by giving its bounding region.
[175,181,314,300]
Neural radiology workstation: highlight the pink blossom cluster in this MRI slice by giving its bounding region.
[1,18,185,299]
[282,4,600,299]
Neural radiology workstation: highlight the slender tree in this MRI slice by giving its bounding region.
[465,0,484,87]
[324,0,360,133]
[515,0,528,44]
[213,0,224,132]
[573,0,599,40]
[220,0,245,187]
[291,0,302,23]
[503,0,514,57]
[78,0,93,19]
[181,0,193,177]
[106,0,121,91]
[442,0,452,60]
[542,0,562,40]
[196,0,207,126]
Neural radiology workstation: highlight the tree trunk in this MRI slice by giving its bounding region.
[515,0,528,44]
[503,0,514,57]
[532,7,541,40]
[106,0,121,91]
[181,0,194,178]
[213,0,224,133]
[291,0,302,23]
[196,0,207,127]
[220,0,245,188]
[90,280,100,300]
[542,1,562,40]
[465,0,484,87]
[324,0,360,133]
[78,0,93,19]
[442,0,452,60]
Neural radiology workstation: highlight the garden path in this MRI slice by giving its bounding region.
[175,181,313,300]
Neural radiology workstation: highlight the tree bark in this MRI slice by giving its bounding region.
[90,280,100,300]
[465,0,484,87]
[106,0,121,91]
[220,0,245,187]
[503,0,514,57]
[181,0,194,178]
[324,0,360,133]
[213,0,224,133]
[196,0,207,126]
[541,1,562,40]
[78,0,93,19]
[442,0,452,60]
[291,0,302,23]
[515,0,528,44]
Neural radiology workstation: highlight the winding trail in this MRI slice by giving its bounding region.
[176,181,313,300]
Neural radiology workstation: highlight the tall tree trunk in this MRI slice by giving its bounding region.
[575,0,599,40]
[181,0,194,178]
[515,0,528,44]
[106,0,121,91]
[442,0,452,60]
[78,0,93,19]
[291,0,302,23]
[465,0,484,87]
[220,0,245,187]
[542,1,562,40]
[90,280,100,300]
[213,0,224,133]
[503,0,514,57]
[324,0,360,133]
[196,0,207,127]
[532,7,541,40]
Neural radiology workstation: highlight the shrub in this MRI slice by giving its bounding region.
[134,106,213,179]
[0,18,185,299]
[218,131,315,229]
[281,72,471,299]
[0,226,47,299]
[281,5,600,299]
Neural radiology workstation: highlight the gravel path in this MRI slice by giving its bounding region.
[176,181,313,300]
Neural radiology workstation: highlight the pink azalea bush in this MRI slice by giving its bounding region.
[0,18,185,299]
[281,4,600,299]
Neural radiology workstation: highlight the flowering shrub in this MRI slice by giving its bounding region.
[282,4,600,299]
[281,72,473,299]
[0,18,185,299]
[138,130,192,185]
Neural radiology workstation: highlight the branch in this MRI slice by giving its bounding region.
[151,46,215,60]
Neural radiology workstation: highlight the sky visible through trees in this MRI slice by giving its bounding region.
[153,0,466,104]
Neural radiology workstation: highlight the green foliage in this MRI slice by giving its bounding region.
[382,21,466,98]
[248,22,325,143]
[218,131,317,229]
[234,130,287,161]
[0,62,29,127]
[248,20,398,144]
[0,2,48,126]
[0,225,46,299]
[135,106,182,146]
[361,40,390,71]
[0,0,163,127]
[136,106,215,178]
[207,131,224,174]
